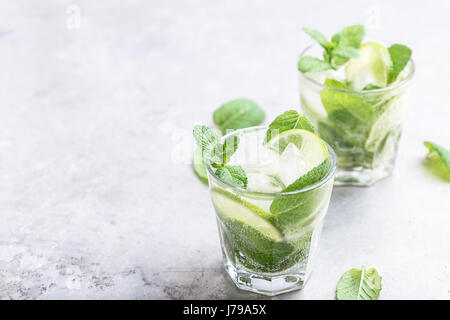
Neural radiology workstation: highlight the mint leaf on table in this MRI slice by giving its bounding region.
[265,110,315,142]
[321,78,375,122]
[336,266,382,300]
[387,44,412,84]
[424,141,450,181]
[215,165,248,188]
[424,141,450,170]
[302,27,331,50]
[298,56,333,73]
[213,99,265,134]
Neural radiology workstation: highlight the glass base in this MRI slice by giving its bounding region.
[224,262,306,296]
[334,163,394,186]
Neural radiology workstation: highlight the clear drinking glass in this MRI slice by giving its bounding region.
[205,127,337,296]
[298,44,414,186]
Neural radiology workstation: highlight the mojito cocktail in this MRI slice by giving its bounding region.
[195,111,336,296]
[298,25,414,185]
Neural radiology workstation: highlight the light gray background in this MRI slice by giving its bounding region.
[0,0,449,300]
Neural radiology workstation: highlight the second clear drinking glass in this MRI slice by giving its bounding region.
[298,44,414,186]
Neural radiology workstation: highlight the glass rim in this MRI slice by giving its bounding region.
[205,126,337,197]
[298,43,415,94]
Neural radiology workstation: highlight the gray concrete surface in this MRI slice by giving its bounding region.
[0,0,449,299]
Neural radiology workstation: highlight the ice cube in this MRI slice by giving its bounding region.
[300,70,346,119]
[277,143,308,186]
[246,173,285,193]
[304,70,340,84]
[229,133,280,175]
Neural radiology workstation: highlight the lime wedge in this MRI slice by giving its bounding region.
[345,42,392,90]
[193,147,208,184]
[265,129,329,180]
[211,189,301,272]
[211,188,280,241]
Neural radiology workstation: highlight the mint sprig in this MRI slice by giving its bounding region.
[302,28,331,50]
[332,25,365,49]
[298,24,364,73]
[193,125,247,188]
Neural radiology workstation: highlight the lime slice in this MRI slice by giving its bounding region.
[345,42,392,90]
[211,188,280,241]
[222,219,300,273]
[193,147,208,185]
[265,129,329,179]
[211,188,302,272]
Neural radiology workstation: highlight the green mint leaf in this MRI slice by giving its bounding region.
[388,44,412,84]
[270,157,332,230]
[265,110,315,142]
[298,56,333,73]
[193,125,241,167]
[193,147,208,185]
[331,24,365,48]
[301,25,365,71]
[215,165,248,188]
[317,121,354,150]
[280,156,332,193]
[213,99,265,134]
[193,125,221,154]
[330,46,360,68]
[323,78,349,90]
[330,55,348,69]
[332,46,360,59]
[302,27,331,50]
[424,141,450,169]
[424,141,450,181]
[362,82,383,90]
[321,78,375,122]
[336,266,382,300]
[192,127,246,187]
